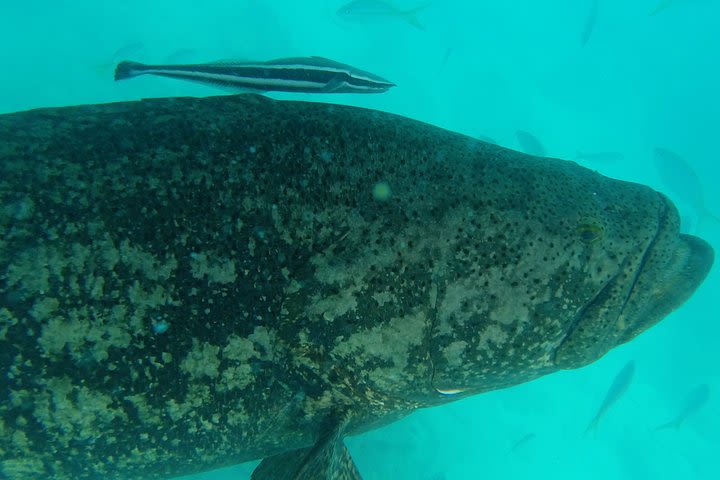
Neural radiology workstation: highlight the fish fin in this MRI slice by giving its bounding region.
[308,56,356,69]
[251,416,360,480]
[204,57,253,66]
[402,12,425,30]
[649,0,673,16]
[653,419,681,432]
[401,2,432,30]
[701,208,720,226]
[250,448,313,480]
[263,57,354,69]
[583,418,599,436]
[322,77,349,93]
[114,61,147,81]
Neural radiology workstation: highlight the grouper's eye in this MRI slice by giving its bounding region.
[577,223,603,244]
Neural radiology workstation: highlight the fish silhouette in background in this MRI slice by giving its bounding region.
[438,46,454,72]
[650,0,675,14]
[516,130,546,156]
[653,147,720,228]
[94,41,145,75]
[508,432,537,453]
[585,360,636,434]
[336,0,432,29]
[655,384,710,431]
[581,0,599,46]
[650,0,713,15]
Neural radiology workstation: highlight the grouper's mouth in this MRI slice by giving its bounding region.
[554,193,714,369]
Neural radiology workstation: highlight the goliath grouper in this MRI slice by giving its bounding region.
[0,94,714,479]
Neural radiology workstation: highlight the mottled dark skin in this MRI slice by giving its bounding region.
[0,95,713,479]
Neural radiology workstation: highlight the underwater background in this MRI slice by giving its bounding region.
[0,0,718,478]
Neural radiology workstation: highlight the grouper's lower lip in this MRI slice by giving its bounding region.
[616,192,714,345]
[617,232,714,344]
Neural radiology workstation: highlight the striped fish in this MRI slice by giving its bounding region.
[114,56,396,94]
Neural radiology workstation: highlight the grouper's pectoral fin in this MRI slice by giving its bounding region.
[251,420,361,480]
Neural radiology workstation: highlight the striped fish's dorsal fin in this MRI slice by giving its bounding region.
[201,57,253,66]
[261,56,316,65]
[260,56,355,70]
[259,56,345,68]
[308,56,357,68]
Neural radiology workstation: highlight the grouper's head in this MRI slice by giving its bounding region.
[552,193,714,368]
[424,151,714,400]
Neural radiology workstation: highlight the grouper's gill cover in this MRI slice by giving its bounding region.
[0,94,713,480]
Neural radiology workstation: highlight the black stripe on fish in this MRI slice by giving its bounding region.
[114,56,395,94]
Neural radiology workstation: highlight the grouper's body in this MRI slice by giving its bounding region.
[0,95,713,479]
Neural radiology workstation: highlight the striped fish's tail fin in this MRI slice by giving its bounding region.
[114,61,147,81]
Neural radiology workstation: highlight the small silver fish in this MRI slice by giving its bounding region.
[653,147,720,226]
[337,0,432,30]
[585,360,635,434]
[516,130,546,156]
[94,42,146,75]
[650,0,711,16]
[115,56,395,94]
[111,42,145,61]
[509,432,536,453]
[650,0,676,15]
[438,46,453,71]
[581,0,599,46]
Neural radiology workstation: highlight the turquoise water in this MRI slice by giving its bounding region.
[1,0,718,478]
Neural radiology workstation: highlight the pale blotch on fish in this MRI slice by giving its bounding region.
[153,320,170,334]
[372,181,392,201]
